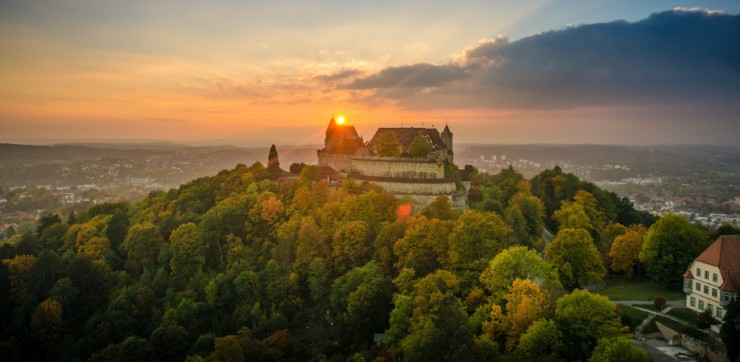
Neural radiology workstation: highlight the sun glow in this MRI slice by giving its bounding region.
[336,116,345,125]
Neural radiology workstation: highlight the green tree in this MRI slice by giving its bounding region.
[639,213,707,289]
[394,216,453,277]
[169,222,207,284]
[374,131,401,157]
[294,218,329,268]
[554,289,626,361]
[36,213,62,236]
[418,195,455,221]
[590,337,649,362]
[516,319,564,362]
[122,222,163,276]
[480,245,561,301]
[330,261,393,348]
[149,318,190,362]
[545,228,606,290]
[448,210,512,288]
[331,221,370,276]
[399,293,473,362]
[505,191,545,247]
[553,201,592,231]
[408,135,431,158]
[720,297,740,362]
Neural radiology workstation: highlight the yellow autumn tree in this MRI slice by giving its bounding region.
[481,304,506,342]
[3,254,37,304]
[503,278,550,351]
[609,225,646,279]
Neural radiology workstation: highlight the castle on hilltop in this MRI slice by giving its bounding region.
[317,117,467,209]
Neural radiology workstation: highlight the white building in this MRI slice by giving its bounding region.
[683,235,740,320]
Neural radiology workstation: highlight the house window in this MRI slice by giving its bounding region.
[717,308,724,318]
[712,288,717,297]
[696,268,701,277]
[705,271,709,279]
[722,293,731,303]
[707,304,713,313]
[699,300,705,310]
[704,285,709,294]
[690,297,696,307]
[684,279,692,290]
[696,282,701,291]
[713,273,718,282]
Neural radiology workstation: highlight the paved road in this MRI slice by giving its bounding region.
[612,299,686,308]
[613,299,689,326]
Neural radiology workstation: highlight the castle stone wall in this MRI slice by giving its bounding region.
[317,152,355,172]
[351,157,445,179]
[360,179,456,195]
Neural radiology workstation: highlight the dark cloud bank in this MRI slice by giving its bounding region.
[344,9,740,112]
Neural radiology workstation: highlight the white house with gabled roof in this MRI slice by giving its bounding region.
[683,235,740,320]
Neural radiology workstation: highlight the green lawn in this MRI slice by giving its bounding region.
[595,277,685,301]
[618,305,650,331]
[667,308,698,324]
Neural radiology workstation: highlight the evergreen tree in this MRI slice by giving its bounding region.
[268,144,280,177]
[720,297,740,362]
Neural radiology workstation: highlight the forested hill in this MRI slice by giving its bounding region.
[0,162,709,361]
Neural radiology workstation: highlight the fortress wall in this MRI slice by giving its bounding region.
[379,191,467,210]
[363,179,456,194]
[317,152,354,172]
[351,157,445,179]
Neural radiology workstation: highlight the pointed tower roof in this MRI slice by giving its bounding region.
[442,124,452,135]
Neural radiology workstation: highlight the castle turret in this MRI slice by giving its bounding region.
[441,125,453,163]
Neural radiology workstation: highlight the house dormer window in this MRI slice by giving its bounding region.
[713,273,718,282]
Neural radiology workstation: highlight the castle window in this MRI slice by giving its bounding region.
[713,273,718,282]
[696,268,701,277]
[695,282,700,291]
[704,285,709,294]
[712,288,717,297]
[705,270,709,279]
[707,304,713,313]
[717,308,724,318]
[699,300,704,310]
[690,297,696,307]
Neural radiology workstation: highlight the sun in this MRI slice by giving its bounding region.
[336,116,345,125]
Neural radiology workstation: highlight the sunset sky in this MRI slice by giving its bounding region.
[1,1,739,146]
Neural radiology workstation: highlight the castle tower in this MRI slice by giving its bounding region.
[317,116,368,171]
[441,125,453,163]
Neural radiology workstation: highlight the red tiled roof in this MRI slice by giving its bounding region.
[695,235,740,292]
